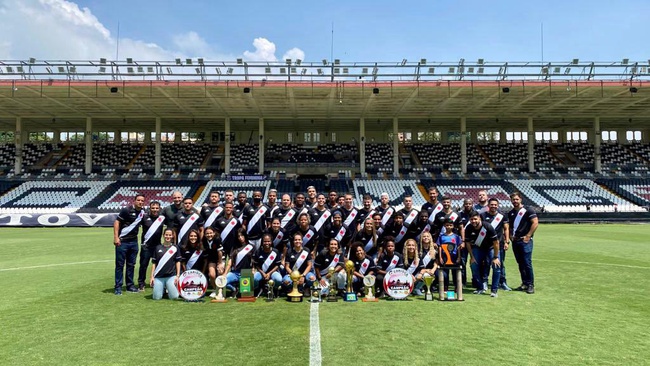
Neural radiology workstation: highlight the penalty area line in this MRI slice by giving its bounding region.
[0,259,112,272]
[309,302,322,366]
[536,258,649,270]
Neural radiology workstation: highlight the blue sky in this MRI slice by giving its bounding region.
[1,0,648,63]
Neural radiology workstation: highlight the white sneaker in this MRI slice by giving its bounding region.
[209,292,217,298]
[490,292,498,298]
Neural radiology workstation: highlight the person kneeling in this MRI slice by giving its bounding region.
[150,229,182,300]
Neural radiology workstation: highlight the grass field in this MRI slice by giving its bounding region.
[1,224,649,366]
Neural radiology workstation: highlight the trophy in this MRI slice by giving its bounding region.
[310,281,322,303]
[238,268,256,302]
[266,279,275,302]
[423,273,434,301]
[344,260,357,302]
[455,268,464,301]
[362,275,378,302]
[326,267,338,302]
[438,270,446,301]
[287,270,303,302]
[211,275,228,303]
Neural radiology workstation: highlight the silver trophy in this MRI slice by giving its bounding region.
[266,279,275,302]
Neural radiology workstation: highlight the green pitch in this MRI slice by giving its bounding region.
[1,224,648,366]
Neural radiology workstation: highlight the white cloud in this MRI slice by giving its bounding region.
[0,0,304,64]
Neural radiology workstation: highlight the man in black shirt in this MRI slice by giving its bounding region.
[200,191,223,231]
[161,190,183,230]
[172,197,203,244]
[465,211,501,297]
[508,192,538,294]
[113,194,145,295]
[137,200,164,291]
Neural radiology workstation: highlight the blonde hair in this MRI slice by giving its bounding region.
[403,238,419,263]
[362,217,377,249]
[419,232,436,259]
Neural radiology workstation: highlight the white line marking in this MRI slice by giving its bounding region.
[0,259,112,272]
[309,302,322,366]
[536,258,649,270]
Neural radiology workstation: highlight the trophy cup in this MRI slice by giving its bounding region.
[362,275,378,302]
[326,267,338,302]
[344,260,357,302]
[266,279,275,302]
[287,270,303,302]
[211,275,228,303]
[423,273,434,301]
[310,281,322,303]
[438,270,446,301]
[455,268,464,301]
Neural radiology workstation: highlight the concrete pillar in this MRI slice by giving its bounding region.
[174,130,181,143]
[593,117,601,173]
[225,118,231,175]
[52,129,60,144]
[155,117,161,175]
[360,118,366,175]
[392,117,399,176]
[14,117,22,173]
[441,129,448,144]
[460,117,467,174]
[528,117,535,172]
[258,118,265,174]
[85,117,92,174]
[115,130,122,144]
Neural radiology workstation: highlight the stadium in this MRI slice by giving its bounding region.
[1,57,649,366]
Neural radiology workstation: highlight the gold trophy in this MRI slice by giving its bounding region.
[211,275,227,303]
[326,267,338,302]
[266,279,275,302]
[362,275,378,302]
[423,273,434,301]
[310,281,321,303]
[287,271,303,302]
[344,260,357,302]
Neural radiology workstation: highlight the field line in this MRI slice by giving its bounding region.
[0,259,112,272]
[309,302,322,366]
[536,258,649,270]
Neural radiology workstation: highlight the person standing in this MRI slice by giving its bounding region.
[482,198,512,291]
[137,200,165,292]
[508,192,538,294]
[161,191,183,229]
[113,194,145,295]
[172,197,203,244]
[465,211,501,297]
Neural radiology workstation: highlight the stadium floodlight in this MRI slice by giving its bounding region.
[147,66,154,73]
[166,67,173,74]
[428,67,435,74]
[58,66,65,73]
[195,68,201,74]
[571,58,579,65]
[29,57,36,64]
[46,67,53,74]
[215,68,221,75]
[186,58,192,65]
[334,59,340,65]
[286,59,292,65]
[175,58,182,65]
[362,67,368,75]
[100,58,107,64]
[343,67,348,74]
[301,68,307,75]
[622,58,629,65]
[322,59,328,65]
[553,67,561,74]
[334,67,340,74]
[564,67,571,75]
[6,66,13,73]
[127,67,134,73]
[467,67,474,73]
[280,67,286,74]
[296,59,302,65]
[291,67,297,74]
[126,58,133,64]
[69,66,76,73]
[226,67,233,74]
[265,67,271,74]
[478,58,485,65]
[420,58,427,65]
[197,58,204,65]
[401,59,408,66]
[317,68,323,75]
[448,67,455,73]
[137,66,144,73]
[477,67,484,74]
[237,58,243,64]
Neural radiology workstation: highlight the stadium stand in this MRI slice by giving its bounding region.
[91,181,202,213]
[0,181,114,213]
[352,179,425,209]
[365,143,393,172]
[196,179,271,205]
[596,179,650,209]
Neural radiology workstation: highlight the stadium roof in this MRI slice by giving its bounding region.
[0,58,649,131]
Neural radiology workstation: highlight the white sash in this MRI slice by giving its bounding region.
[407,259,419,275]
[235,244,254,267]
[177,213,199,243]
[204,206,223,229]
[381,207,394,226]
[321,254,340,275]
[489,213,504,229]
[359,258,371,275]
[513,208,526,235]
[428,203,443,224]
[206,240,215,251]
[395,210,417,243]
[302,229,316,246]
[385,255,399,271]
[280,209,295,228]
[439,212,459,234]
[313,210,331,231]
[416,223,431,241]
[261,251,277,272]
[272,231,285,247]
[186,250,202,270]
[220,218,238,242]
[363,237,374,253]
[143,216,164,245]
[153,245,177,277]
[421,252,432,268]
[293,250,310,271]
[334,226,347,242]
[343,208,358,227]
[474,226,488,247]
[247,206,268,234]
[120,210,144,238]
